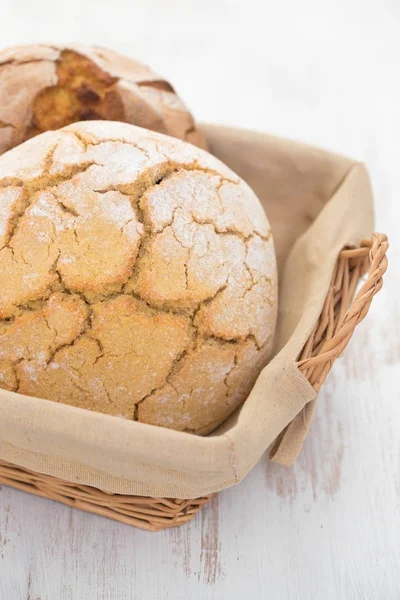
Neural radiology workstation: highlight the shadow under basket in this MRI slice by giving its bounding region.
[0,126,389,532]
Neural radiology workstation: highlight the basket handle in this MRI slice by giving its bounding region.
[269,232,389,466]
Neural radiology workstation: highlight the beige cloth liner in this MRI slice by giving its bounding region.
[0,124,374,499]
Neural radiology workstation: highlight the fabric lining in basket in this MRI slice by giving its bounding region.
[0,125,383,506]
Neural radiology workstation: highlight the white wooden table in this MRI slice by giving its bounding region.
[1,1,399,598]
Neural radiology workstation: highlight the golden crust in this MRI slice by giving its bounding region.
[0,121,277,433]
[0,44,206,155]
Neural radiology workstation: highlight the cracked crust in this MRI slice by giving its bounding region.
[0,44,206,155]
[0,120,277,434]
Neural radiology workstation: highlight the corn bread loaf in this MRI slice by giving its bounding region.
[0,44,206,155]
[0,120,277,434]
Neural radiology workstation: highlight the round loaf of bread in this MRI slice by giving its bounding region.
[0,121,277,434]
[0,44,206,155]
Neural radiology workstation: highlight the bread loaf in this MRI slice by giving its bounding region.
[0,120,277,434]
[0,44,206,155]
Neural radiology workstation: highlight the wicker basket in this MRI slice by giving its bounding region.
[0,233,388,531]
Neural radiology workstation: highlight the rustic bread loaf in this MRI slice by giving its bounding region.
[0,44,206,155]
[0,120,277,434]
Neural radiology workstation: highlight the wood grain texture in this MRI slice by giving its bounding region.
[0,0,400,598]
